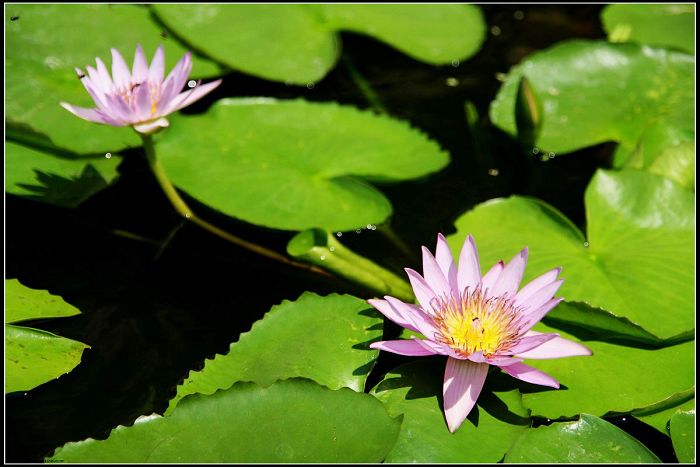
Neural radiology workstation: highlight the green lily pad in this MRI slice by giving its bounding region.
[504,414,660,463]
[5,4,219,154]
[647,141,695,190]
[5,325,88,394]
[50,379,401,463]
[6,278,81,323]
[634,394,694,434]
[670,410,695,463]
[5,141,120,208]
[602,4,695,54]
[544,301,670,347]
[166,293,382,414]
[156,98,449,231]
[371,360,530,463]
[5,279,88,393]
[520,322,694,419]
[489,40,694,155]
[447,169,694,341]
[319,4,486,66]
[152,4,485,84]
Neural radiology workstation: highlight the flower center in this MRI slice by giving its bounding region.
[431,287,523,358]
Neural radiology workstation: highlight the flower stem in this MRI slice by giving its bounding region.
[141,134,331,277]
[288,229,415,302]
[342,55,388,114]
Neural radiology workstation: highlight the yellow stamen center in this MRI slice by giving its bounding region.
[432,288,522,358]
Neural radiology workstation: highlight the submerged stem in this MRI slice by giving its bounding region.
[342,55,388,114]
[141,134,331,277]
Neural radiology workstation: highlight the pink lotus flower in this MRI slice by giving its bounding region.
[61,45,222,135]
[369,234,592,433]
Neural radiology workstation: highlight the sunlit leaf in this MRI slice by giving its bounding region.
[5,4,219,154]
[504,414,661,463]
[5,325,88,394]
[319,4,486,66]
[670,410,695,463]
[166,293,382,414]
[50,379,401,463]
[518,322,694,419]
[5,279,88,393]
[489,40,694,155]
[152,4,486,84]
[447,169,694,341]
[156,98,449,231]
[602,4,694,54]
[371,360,530,463]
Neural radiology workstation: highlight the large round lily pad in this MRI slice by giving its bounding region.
[156,98,449,231]
[50,379,401,463]
[489,40,694,155]
[152,4,485,84]
[166,293,382,413]
[447,169,694,341]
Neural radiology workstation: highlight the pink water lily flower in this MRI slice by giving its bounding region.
[61,45,222,135]
[369,234,592,433]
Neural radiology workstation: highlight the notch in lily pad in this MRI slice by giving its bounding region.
[515,76,543,150]
[287,228,413,302]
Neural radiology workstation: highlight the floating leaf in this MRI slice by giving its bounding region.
[156,98,449,231]
[371,360,530,463]
[602,4,695,54]
[5,325,88,394]
[647,141,695,190]
[5,141,120,208]
[50,379,401,463]
[519,322,694,419]
[489,40,694,155]
[670,410,695,463]
[5,4,219,154]
[5,279,88,393]
[319,4,486,66]
[504,414,661,463]
[152,4,486,84]
[166,293,382,414]
[448,169,694,341]
[544,301,669,346]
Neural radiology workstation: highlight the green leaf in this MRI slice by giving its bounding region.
[156,98,449,231]
[166,293,382,414]
[544,301,669,346]
[634,394,694,435]
[520,322,694,419]
[602,4,695,54]
[670,410,695,463]
[50,379,401,463]
[5,279,88,393]
[5,325,88,394]
[371,360,530,463]
[319,4,486,66]
[447,169,694,341]
[489,40,694,155]
[5,141,120,208]
[152,4,335,85]
[152,4,486,84]
[647,141,695,190]
[6,278,81,323]
[5,4,219,154]
[504,414,661,463]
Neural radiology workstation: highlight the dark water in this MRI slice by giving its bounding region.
[5,5,676,462]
